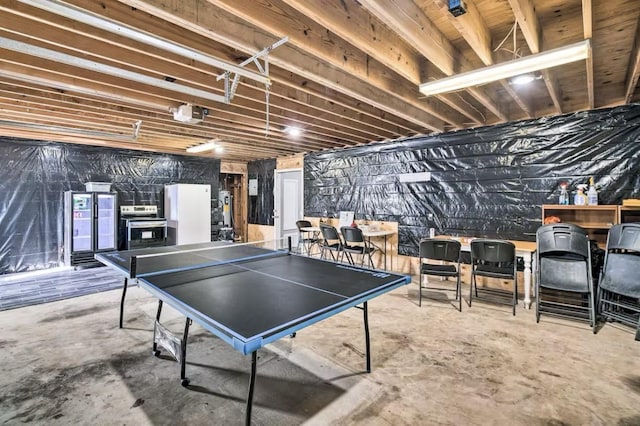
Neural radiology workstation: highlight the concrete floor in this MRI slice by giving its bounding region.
[1,280,639,425]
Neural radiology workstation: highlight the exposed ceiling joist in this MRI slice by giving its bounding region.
[0,0,637,161]
[624,14,640,102]
[582,0,595,109]
[507,0,562,114]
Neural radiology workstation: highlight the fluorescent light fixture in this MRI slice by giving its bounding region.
[186,140,219,153]
[284,126,302,137]
[214,145,224,153]
[511,74,537,85]
[17,0,268,85]
[0,36,227,104]
[419,39,590,96]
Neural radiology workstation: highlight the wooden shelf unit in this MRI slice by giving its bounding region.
[618,206,640,224]
[542,205,618,245]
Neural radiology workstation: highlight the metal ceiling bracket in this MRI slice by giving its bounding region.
[215,37,288,136]
[217,37,288,102]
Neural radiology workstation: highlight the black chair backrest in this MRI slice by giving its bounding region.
[537,224,590,259]
[320,224,340,241]
[543,223,588,236]
[419,239,461,263]
[598,224,640,298]
[470,239,515,263]
[341,226,364,244]
[296,220,312,231]
[605,223,640,252]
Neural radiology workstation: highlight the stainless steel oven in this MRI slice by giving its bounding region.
[120,205,167,250]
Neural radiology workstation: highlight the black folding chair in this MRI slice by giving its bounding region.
[536,224,595,331]
[295,220,319,256]
[341,226,376,268]
[469,239,518,315]
[319,224,344,262]
[597,223,640,341]
[418,238,462,311]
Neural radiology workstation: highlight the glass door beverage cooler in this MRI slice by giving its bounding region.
[64,191,117,267]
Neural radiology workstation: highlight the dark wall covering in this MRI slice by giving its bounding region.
[0,138,219,274]
[304,104,640,257]
[247,158,276,226]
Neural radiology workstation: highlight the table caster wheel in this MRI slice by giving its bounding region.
[153,350,161,357]
[181,378,190,387]
[289,332,296,338]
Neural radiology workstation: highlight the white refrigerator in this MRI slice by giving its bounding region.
[164,184,211,245]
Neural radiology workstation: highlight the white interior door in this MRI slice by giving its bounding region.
[274,169,303,248]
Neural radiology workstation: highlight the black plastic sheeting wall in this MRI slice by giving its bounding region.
[0,138,220,274]
[248,159,276,226]
[305,104,640,257]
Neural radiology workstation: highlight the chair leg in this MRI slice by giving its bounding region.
[512,279,517,316]
[511,273,517,316]
[457,275,462,312]
[469,272,475,307]
[346,252,354,265]
[367,251,375,269]
[590,290,597,334]
[419,272,423,307]
[535,280,540,323]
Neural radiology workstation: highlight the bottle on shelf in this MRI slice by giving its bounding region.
[574,184,588,205]
[587,177,598,206]
[558,182,569,205]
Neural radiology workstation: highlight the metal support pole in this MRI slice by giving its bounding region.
[152,300,163,355]
[119,277,128,328]
[246,351,258,425]
[180,318,192,387]
[363,301,371,373]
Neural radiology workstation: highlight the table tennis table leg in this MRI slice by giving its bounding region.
[152,300,163,356]
[363,301,371,373]
[246,351,257,426]
[180,318,192,387]
[119,277,128,328]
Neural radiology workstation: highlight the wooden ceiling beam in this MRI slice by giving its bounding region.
[359,0,508,122]
[582,0,595,109]
[2,0,423,146]
[279,0,482,126]
[624,16,640,103]
[0,79,355,153]
[0,24,381,146]
[0,95,332,153]
[0,46,374,147]
[432,0,532,118]
[507,0,563,114]
[109,0,448,132]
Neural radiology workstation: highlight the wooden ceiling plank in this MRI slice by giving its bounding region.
[360,0,507,121]
[582,0,595,109]
[5,0,422,150]
[507,0,561,114]
[8,0,430,141]
[1,49,369,147]
[0,81,352,152]
[278,0,479,125]
[276,0,422,84]
[0,27,376,145]
[112,0,446,132]
[0,7,401,142]
[540,69,563,112]
[0,79,353,151]
[624,16,640,103]
[432,0,493,69]
[431,0,532,118]
[507,0,540,53]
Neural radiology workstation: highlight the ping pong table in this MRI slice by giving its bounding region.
[95,239,410,425]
